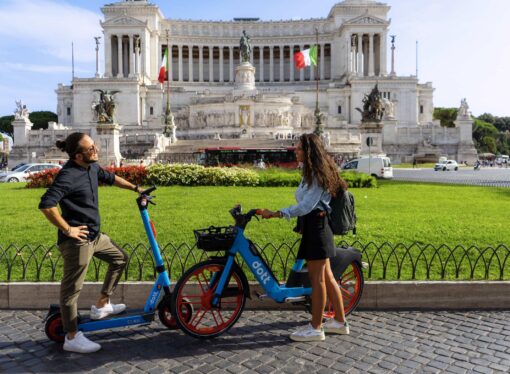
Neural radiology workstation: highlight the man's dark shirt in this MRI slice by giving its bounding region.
[39,160,116,244]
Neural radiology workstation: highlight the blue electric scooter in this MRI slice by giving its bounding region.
[44,186,192,343]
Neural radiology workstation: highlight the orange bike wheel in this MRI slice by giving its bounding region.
[171,260,246,339]
[324,261,364,318]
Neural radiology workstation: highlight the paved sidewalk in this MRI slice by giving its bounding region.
[1,310,510,373]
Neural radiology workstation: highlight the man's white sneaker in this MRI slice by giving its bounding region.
[90,302,126,320]
[289,323,325,342]
[323,319,350,335]
[63,331,101,353]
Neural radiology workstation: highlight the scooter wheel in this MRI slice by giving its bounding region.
[158,297,193,330]
[45,313,65,343]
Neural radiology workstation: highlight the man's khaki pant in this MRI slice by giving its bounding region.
[58,233,128,332]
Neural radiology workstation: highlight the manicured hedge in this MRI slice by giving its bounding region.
[25,163,377,189]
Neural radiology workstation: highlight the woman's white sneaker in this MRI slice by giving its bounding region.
[289,323,325,342]
[63,332,101,353]
[90,302,126,320]
[323,319,350,335]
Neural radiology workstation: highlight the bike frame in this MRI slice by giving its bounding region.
[74,189,171,332]
[211,225,311,306]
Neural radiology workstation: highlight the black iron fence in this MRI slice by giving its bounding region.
[1,240,509,282]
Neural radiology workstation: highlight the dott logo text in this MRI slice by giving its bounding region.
[252,261,271,284]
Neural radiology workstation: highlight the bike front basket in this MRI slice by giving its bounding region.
[194,226,237,251]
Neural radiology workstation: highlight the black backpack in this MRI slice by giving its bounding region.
[322,189,357,236]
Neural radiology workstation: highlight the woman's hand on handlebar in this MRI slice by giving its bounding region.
[260,209,282,219]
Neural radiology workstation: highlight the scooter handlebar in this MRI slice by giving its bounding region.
[140,185,157,196]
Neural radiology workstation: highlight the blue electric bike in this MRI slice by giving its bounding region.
[170,205,364,339]
[44,186,192,343]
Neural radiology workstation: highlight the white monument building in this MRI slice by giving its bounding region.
[9,0,477,167]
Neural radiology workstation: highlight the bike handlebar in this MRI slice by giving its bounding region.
[229,205,262,228]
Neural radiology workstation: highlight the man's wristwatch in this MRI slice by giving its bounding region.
[134,184,140,193]
[275,211,283,218]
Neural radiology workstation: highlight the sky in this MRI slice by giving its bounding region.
[0,0,509,118]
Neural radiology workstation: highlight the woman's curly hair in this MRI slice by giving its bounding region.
[299,133,348,196]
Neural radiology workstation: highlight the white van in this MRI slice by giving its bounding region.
[341,156,393,179]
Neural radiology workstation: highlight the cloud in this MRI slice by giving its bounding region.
[0,0,102,63]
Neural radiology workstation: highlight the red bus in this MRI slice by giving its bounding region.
[199,147,298,168]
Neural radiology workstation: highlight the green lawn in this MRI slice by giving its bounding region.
[1,182,509,281]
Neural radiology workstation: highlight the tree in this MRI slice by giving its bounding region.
[0,115,14,136]
[0,111,57,134]
[482,136,497,154]
[29,111,58,130]
[478,113,495,124]
[433,107,457,127]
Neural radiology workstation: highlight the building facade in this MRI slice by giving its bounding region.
[13,0,476,166]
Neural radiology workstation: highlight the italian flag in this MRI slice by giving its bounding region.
[293,45,318,69]
[158,48,169,84]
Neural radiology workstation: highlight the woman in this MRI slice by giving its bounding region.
[261,133,349,342]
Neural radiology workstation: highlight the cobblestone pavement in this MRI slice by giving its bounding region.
[1,310,510,374]
[393,168,510,187]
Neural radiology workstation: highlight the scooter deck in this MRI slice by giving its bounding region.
[77,308,149,323]
[78,309,156,331]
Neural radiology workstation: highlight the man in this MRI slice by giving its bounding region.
[39,132,142,353]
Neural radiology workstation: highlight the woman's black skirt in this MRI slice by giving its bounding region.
[296,209,336,261]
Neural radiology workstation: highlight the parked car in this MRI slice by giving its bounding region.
[0,163,61,182]
[341,156,393,179]
[11,162,27,171]
[434,160,458,171]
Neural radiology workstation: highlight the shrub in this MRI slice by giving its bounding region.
[146,164,259,186]
[26,168,61,188]
[340,171,378,188]
[104,166,147,186]
[26,165,148,188]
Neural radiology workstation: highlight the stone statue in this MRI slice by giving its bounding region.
[92,89,120,123]
[382,97,395,119]
[14,100,30,120]
[356,84,384,122]
[457,98,470,119]
[239,30,251,63]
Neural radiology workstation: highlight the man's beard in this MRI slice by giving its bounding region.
[83,155,98,164]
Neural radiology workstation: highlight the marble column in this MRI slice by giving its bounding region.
[229,46,234,82]
[128,35,134,77]
[349,35,355,74]
[188,45,194,82]
[269,47,274,82]
[209,46,213,82]
[299,45,305,81]
[117,35,123,78]
[380,32,388,76]
[259,46,264,82]
[279,45,284,82]
[198,46,203,82]
[219,46,224,82]
[178,44,183,81]
[320,43,325,80]
[357,33,363,76]
[141,34,146,77]
[368,33,375,77]
[289,46,295,82]
[134,36,140,77]
[105,34,112,78]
